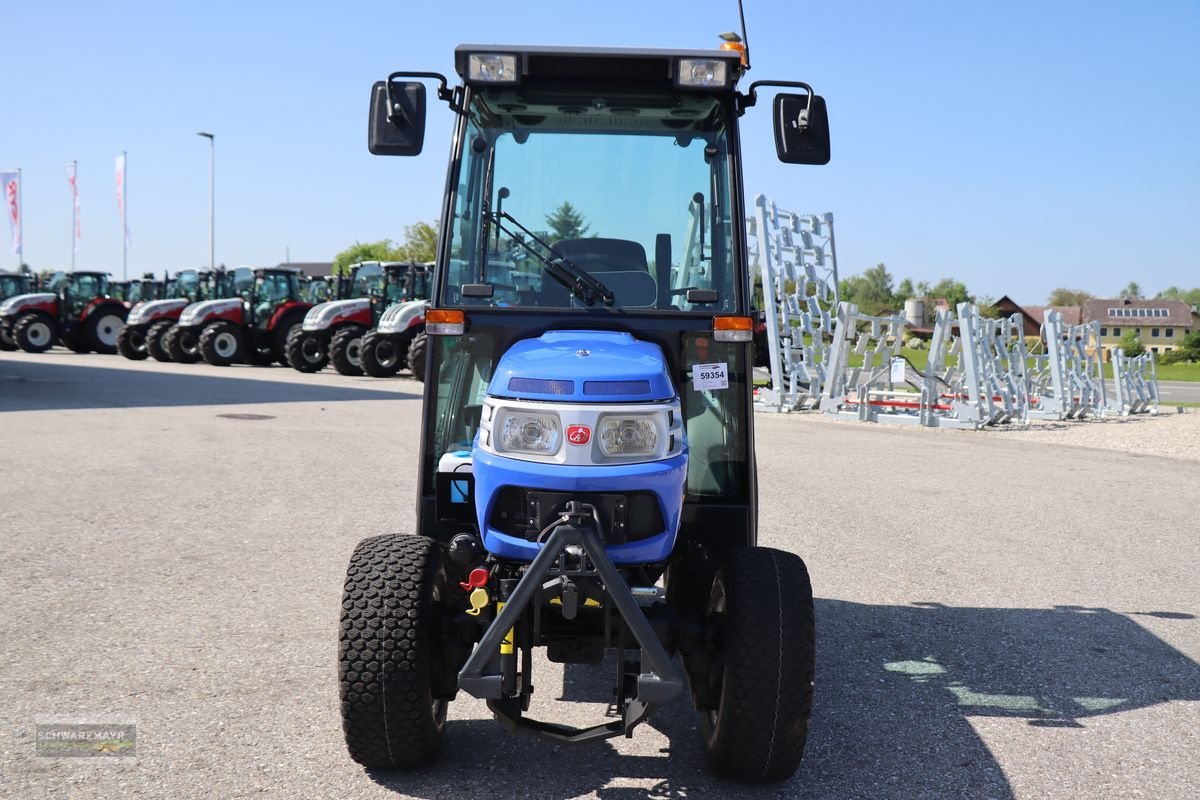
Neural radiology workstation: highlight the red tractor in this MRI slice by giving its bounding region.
[118,268,250,361]
[0,271,129,354]
[0,271,37,351]
[172,267,312,367]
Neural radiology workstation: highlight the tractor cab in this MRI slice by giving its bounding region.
[305,275,338,304]
[0,271,34,301]
[246,268,302,329]
[342,38,830,782]
[61,272,113,316]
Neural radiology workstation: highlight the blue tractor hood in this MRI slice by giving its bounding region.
[489,330,675,403]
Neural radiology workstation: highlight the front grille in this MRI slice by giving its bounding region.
[583,379,651,396]
[508,377,574,395]
[490,487,665,546]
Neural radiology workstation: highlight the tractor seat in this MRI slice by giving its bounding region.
[549,238,649,274]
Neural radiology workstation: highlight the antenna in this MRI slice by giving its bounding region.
[737,0,751,70]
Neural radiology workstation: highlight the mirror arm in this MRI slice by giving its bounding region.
[737,79,815,118]
[386,71,466,117]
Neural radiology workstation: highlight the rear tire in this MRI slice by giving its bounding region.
[85,309,127,355]
[198,321,244,366]
[360,330,404,378]
[0,320,17,351]
[406,330,427,382]
[164,325,202,363]
[13,314,57,353]
[700,547,815,783]
[330,325,366,376]
[117,325,149,360]
[286,328,328,373]
[340,534,448,769]
[146,320,175,362]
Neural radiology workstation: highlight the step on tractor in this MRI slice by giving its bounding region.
[127,268,248,362]
[0,271,37,351]
[358,263,432,378]
[177,266,312,367]
[0,271,130,354]
[285,261,386,374]
[339,31,830,783]
[162,267,256,363]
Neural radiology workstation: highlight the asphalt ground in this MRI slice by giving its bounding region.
[2,349,1198,799]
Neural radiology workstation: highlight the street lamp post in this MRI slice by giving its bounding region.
[196,132,214,270]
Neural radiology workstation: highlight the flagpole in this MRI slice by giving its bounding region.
[16,168,22,269]
[122,151,128,281]
[70,160,77,273]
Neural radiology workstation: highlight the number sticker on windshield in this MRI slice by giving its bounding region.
[691,362,729,391]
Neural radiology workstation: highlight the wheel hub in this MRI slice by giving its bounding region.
[95,314,123,347]
[27,322,52,347]
[214,332,238,358]
[301,337,322,362]
[347,339,362,367]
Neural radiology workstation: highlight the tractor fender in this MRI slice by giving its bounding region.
[79,298,129,324]
[0,293,57,321]
[126,298,189,326]
[301,298,371,332]
[268,301,313,333]
[178,298,245,329]
[376,299,429,336]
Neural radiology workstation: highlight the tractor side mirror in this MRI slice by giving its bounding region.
[773,93,830,165]
[369,80,426,156]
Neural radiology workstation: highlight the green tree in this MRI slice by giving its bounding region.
[545,202,591,240]
[1118,329,1145,358]
[929,277,971,307]
[840,263,896,315]
[1047,287,1093,306]
[976,295,1001,319]
[332,239,402,276]
[393,221,439,262]
[896,277,915,299]
[1158,286,1200,307]
[1119,281,1142,299]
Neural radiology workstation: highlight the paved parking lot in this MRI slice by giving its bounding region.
[2,350,1198,799]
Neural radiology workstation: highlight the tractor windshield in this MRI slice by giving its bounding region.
[444,92,737,313]
[352,264,384,298]
[67,273,108,301]
[0,275,27,299]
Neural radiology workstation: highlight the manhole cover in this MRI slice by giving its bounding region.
[216,413,276,421]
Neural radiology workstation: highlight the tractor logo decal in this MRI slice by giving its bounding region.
[566,424,591,445]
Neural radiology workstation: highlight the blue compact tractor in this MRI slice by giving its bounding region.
[339,31,831,782]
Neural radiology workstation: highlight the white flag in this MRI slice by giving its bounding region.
[115,153,132,248]
[0,171,19,256]
[65,162,80,248]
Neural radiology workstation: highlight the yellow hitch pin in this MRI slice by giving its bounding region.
[466,587,490,617]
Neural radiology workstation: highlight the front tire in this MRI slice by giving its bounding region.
[198,321,244,367]
[85,309,127,355]
[700,547,815,783]
[117,325,149,360]
[286,328,328,373]
[330,325,366,376]
[340,534,448,770]
[146,320,175,362]
[13,314,57,353]
[0,320,17,351]
[164,325,202,363]
[360,330,404,378]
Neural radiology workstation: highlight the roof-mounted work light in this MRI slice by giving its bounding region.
[676,58,730,89]
[466,53,520,84]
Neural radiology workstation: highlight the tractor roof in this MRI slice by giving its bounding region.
[454,44,743,89]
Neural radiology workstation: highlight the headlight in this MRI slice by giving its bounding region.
[496,411,561,455]
[597,416,658,457]
[467,53,519,84]
[676,58,729,89]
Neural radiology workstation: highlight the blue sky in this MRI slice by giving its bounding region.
[2,0,1197,303]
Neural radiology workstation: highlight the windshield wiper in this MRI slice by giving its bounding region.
[489,210,614,306]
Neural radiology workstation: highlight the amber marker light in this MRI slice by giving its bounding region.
[713,315,753,342]
[426,308,466,335]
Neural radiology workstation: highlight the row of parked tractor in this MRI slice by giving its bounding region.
[0,262,431,378]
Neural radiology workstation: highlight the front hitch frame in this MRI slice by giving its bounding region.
[457,521,683,742]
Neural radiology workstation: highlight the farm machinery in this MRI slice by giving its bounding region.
[338,33,830,783]
[120,268,248,361]
[0,271,129,354]
[0,271,37,351]
[358,262,432,378]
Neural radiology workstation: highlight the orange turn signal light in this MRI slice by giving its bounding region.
[426,308,466,335]
[713,315,754,342]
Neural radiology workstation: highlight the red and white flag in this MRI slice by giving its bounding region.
[0,171,19,256]
[66,162,80,249]
[115,153,132,248]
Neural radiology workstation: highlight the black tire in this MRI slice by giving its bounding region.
[117,325,149,360]
[198,321,244,367]
[85,307,128,355]
[286,328,328,373]
[360,330,404,378]
[164,325,202,363]
[272,318,306,367]
[340,534,449,770]
[700,547,815,783]
[63,336,90,354]
[406,330,427,382]
[13,314,57,353]
[0,320,17,351]
[330,325,366,376]
[146,320,175,362]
